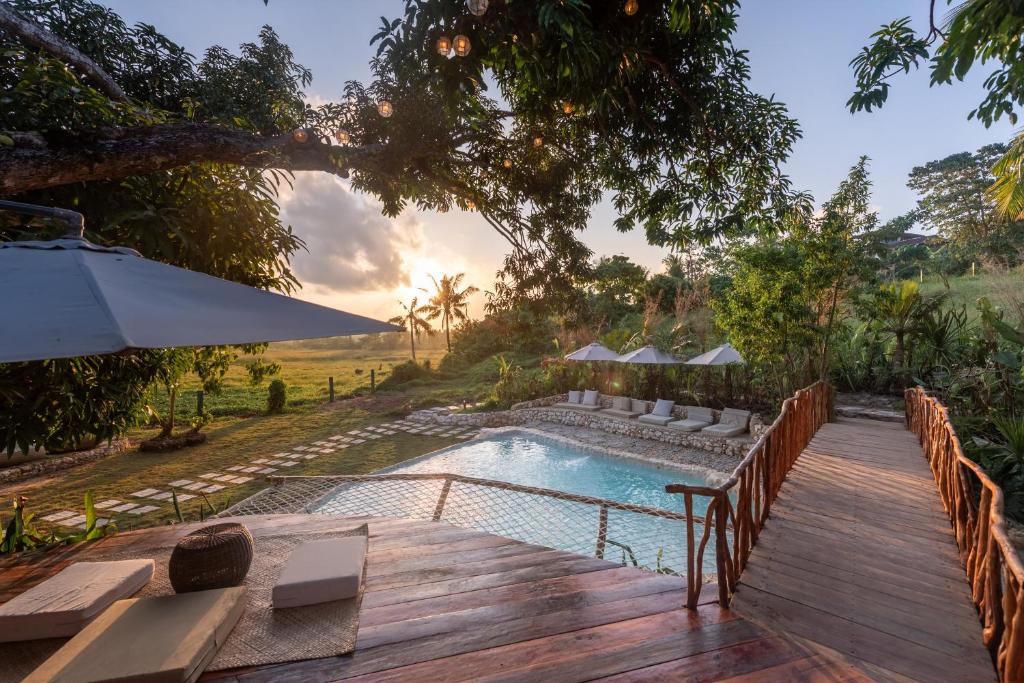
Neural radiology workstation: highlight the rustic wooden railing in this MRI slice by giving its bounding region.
[666,380,833,608]
[905,387,1024,682]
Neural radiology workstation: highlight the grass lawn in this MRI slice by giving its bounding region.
[919,268,1024,319]
[2,344,507,537]
[148,344,452,421]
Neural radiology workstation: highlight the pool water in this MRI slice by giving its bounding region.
[315,432,723,574]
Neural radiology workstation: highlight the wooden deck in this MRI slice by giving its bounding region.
[0,514,867,682]
[731,417,995,682]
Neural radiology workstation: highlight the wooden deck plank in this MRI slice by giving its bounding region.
[731,418,995,683]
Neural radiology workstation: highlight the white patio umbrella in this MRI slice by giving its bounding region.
[0,236,399,363]
[685,343,744,366]
[564,342,620,362]
[614,345,684,364]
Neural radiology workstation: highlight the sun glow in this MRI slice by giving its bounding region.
[397,253,447,300]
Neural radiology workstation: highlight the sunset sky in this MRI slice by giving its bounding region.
[105,0,1014,320]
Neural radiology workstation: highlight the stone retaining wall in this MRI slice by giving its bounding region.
[411,393,764,459]
[0,439,131,486]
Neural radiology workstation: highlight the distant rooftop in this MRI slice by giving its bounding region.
[885,231,942,248]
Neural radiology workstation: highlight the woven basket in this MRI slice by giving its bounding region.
[169,522,254,593]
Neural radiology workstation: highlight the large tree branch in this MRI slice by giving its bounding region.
[0,123,382,195]
[0,2,127,102]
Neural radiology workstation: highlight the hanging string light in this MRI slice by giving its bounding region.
[468,0,489,17]
[503,158,513,169]
[624,0,639,16]
[465,199,476,210]
[561,101,575,114]
[334,130,350,144]
[436,35,452,55]
[377,100,394,118]
[533,135,543,148]
[453,34,472,57]
[292,129,308,143]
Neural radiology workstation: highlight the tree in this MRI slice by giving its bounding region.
[715,158,880,398]
[586,255,649,325]
[423,273,478,352]
[858,281,944,388]
[389,297,433,361]
[1,0,805,308]
[848,2,1024,217]
[907,143,1020,267]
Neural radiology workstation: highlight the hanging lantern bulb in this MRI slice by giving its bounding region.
[533,135,543,148]
[453,34,472,57]
[468,0,489,16]
[377,100,394,118]
[335,129,350,144]
[292,129,308,143]
[503,158,513,169]
[624,0,639,16]
[436,35,452,55]
[562,101,575,115]
[466,199,476,210]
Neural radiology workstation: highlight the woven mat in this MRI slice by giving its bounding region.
[0,524,367,681]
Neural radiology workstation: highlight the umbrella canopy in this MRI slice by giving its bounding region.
[614,345,683,364]
[0,238,399,363]
[685,343,744,366]
[564,342,621,362]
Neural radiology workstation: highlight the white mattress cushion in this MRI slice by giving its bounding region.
[652,399,675,417]
[0,559,154,642]
[272,536,367,609]
[611,396,631,411]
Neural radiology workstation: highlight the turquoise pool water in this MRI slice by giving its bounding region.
[315,432,722,573]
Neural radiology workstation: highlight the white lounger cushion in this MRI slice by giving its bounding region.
[702,408,752,437]
[567,390,582,404]
[0,559,154,642]
[630,398,650,414]
[652,399,675,417]
[582,390,600,406]
[272,536,367,609]
[638,413,674,426]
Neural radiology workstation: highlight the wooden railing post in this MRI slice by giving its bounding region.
[432,478,453,521]
[595,505,608,559]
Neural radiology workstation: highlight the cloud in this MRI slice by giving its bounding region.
[279,173,420,294]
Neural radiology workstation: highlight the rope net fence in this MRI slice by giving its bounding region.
[221,473,721,577]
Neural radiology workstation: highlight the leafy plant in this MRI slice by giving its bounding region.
[267,379,287,414]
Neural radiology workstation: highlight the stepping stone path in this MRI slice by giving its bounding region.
[38,419,482,530]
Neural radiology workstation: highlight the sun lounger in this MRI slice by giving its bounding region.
[26,587,246,683]
[638,399,676,426]
[668,406,715,432]
[702,408,751,437]
[0,559,154,642]
[600,396,641,419]
[554,390,584,409]
[273,536,367,608]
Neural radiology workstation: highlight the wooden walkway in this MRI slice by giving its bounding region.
[1,514,868,682]
[731,417,995,682]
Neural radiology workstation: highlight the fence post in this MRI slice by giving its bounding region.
[328,376,334,402]
[595,505,608,559]
[432,478,453,521]
[196,390,204,418]
[370,369,376,393]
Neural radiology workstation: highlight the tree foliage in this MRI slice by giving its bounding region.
[423,273,479,352]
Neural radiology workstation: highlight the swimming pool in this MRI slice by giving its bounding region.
[314,430,724,574]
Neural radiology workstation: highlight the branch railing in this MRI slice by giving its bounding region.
[665,380,833,608]
[905,387,1024,683]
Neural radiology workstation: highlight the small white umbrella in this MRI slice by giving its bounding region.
[685,343,744,366]
[615,345,684,364]
[0,237,398,363]
[564,342,620,362]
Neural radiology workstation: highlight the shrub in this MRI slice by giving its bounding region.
[377,360,432,390]
[267,379,287,413]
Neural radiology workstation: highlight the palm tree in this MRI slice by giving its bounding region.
[389,297,433,361]
[867,281,943,388]
[423,273,479,352]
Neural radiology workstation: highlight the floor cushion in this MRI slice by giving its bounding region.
[582,389,600,406]
[272,536,367,609]
[652,399,675,417]
[0,559,154,642]
[567,390,582,404]
[630,398,650,414]
[638,413,674,426]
